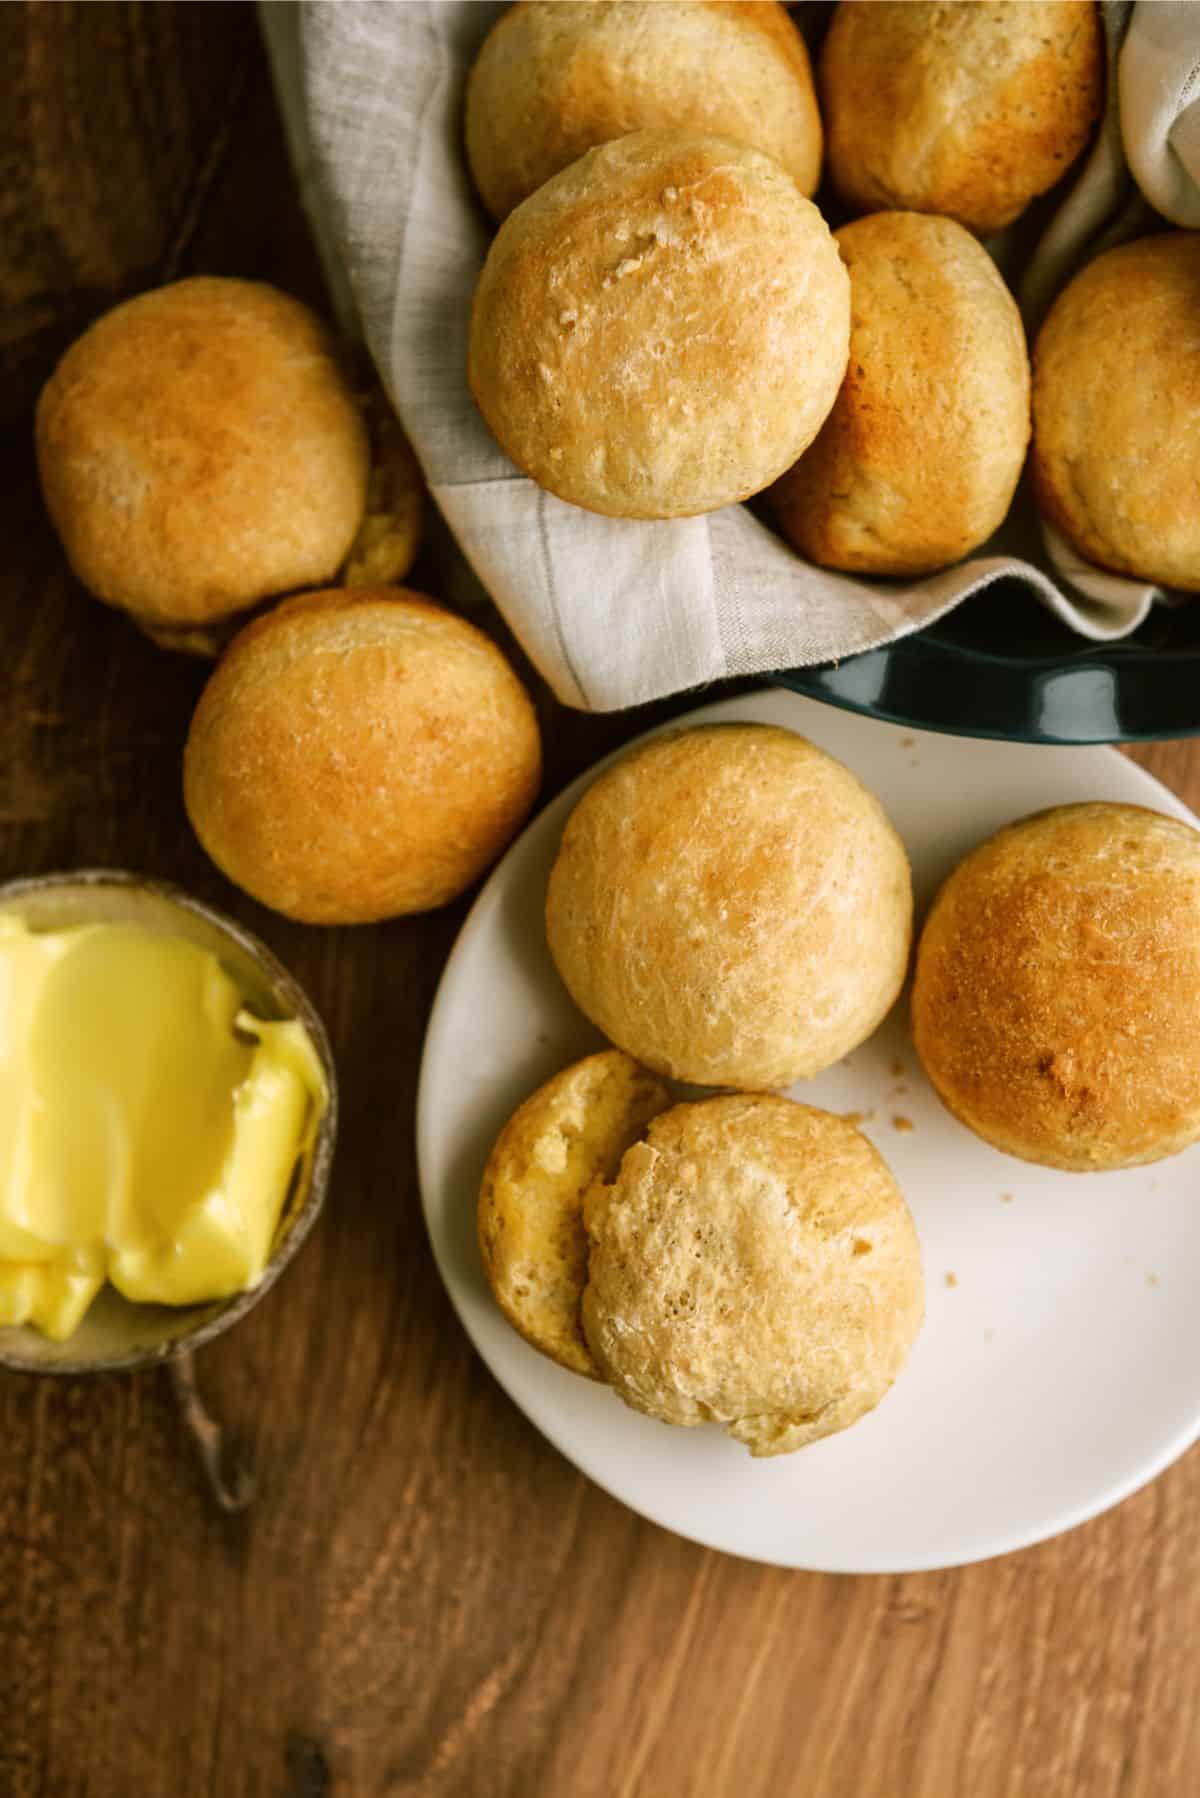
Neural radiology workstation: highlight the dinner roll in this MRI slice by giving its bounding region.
[478,1051,672,1377]
[468,130,850,519]
[545,724,912,1088]
[912,804,1200,1171]
[184,589,541,924]
[582,1094,924,1456]
[821,1,1103,235]
[1032,234,1200,591]
[772,212,1030,575]
[466,1,822,222]
[36,278,368,628]
[343,393,425,588]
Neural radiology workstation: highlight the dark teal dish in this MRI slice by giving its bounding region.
[775,580,1200,745]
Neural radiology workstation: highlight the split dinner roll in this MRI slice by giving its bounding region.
[36,278,369,629]
[468,130,850,519]
[583,1094,925,1456]
[821,1,1103,236]
[466,0,822,222]
[1032,234,1200,592]
[913,804,1200,1171]
[184,589,542,924]
[545,724,912,1089]
[478,1050,672,1378]
[772,212,1030,576]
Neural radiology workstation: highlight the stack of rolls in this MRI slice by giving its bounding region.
[460,0,1191,595]
[35,275,546,924]
[479,720,929,1458]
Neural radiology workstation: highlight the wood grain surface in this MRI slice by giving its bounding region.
[4,12,1200,1798]
[0,1,263,427]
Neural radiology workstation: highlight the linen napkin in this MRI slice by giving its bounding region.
[261,0,1200,712]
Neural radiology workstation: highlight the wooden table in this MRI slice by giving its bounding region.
[4,14,1200,1798]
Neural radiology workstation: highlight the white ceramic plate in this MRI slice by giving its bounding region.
[417,690,1200,1572]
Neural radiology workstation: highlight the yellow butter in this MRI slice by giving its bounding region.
[0,1250,106,1340]
[0,916,325,1340]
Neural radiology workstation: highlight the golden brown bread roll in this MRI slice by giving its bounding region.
[582,1094,925,1456]
[912,803,1200,1171]
[184,588,542,924]
[821,1,1103,235]
[465,1,822,222]
[1032,234,1200,592]
[478,1051,672,1377]
[468,130,850,519]
[545,724,912,1089]
[342,393,425,588]
[36,278,369,628]
[772,212,1030,575]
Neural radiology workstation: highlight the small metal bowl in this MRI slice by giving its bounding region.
[0,871,338,1376]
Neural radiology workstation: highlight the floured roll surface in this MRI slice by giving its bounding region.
[184,588,542,924]
[821,0,1103,235]
[772,211,1030,576]
[468,130,850,519]
[545,723,912,1089]
[582,1094,925,1456]
[36,277,368,627]
[913,803,1200,1170]
[466,0,822,221]
[1032,233,1200,592]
